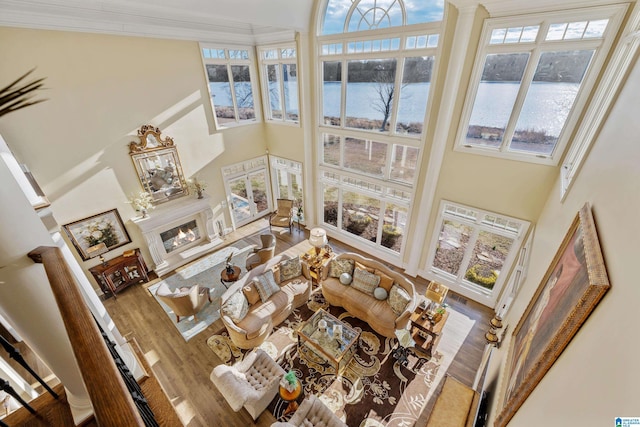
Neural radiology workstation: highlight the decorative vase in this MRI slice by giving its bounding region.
[140,208,148,218]
[197,189,204,199]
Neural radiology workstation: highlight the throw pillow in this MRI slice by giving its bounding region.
[388,284,411,316]
[221,291,249,323]
[374,287,388,300]
[375,270,394,292]
[280,257,302,282]
[271,265,281,284]
[329,258,355,278]
[351,267,380,296]
[339,272,353,285]
[242,283,261,305]
[355,261,375,273]
[254,270,280,302]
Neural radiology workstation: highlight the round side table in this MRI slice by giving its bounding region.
[279,379,302,416]
[220,266,241,289]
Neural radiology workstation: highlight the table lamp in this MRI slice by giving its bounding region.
[425,281,448,304]
[308,228,328,259]
[87,242,108,266]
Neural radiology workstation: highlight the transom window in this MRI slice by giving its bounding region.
[426,201,530,306]
[456,5,626,164]
[200,45,260,128]
[258,45,300,124]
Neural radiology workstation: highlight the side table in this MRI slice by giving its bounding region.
[279,379,302,416]
[301,248,335,287]
[220,265,241,289]
[409,306,449,357]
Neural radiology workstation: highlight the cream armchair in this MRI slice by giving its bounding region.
[270,199,294,233]
[210,348,285,421]
[246,233,277,270]
[155,282,211,323]
[271,395,347,427]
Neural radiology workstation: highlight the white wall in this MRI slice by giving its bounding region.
[486,58,640,426]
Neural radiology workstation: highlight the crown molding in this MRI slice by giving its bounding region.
[0,0,297,43]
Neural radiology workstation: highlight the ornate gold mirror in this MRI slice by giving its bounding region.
[129,125,188,204]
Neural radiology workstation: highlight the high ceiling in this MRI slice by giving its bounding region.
[0,0,316,43]
[0,0,628,43]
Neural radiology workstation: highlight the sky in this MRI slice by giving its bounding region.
[321,0,444,35]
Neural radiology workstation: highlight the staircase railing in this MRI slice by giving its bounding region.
[28,246,148,426]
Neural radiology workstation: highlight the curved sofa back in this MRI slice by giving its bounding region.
[324,252,416,299]
[221,253,290,303]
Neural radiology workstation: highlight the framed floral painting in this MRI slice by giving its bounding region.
[63,209,131,261]
[496,203,610,426]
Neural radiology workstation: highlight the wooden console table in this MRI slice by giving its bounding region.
[89,248,148,298]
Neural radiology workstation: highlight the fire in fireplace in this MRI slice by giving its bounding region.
[160,220,201,253]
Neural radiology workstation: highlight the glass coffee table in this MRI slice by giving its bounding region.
[297,308,359,374]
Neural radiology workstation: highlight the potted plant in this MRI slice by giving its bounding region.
[188,177,207,199]
[281,370,298,392]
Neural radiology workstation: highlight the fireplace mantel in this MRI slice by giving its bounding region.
[131,195,223,276]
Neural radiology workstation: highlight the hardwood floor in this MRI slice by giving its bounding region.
[103,218,493,426]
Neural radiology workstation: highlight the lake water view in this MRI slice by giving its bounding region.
[210,81,580,139]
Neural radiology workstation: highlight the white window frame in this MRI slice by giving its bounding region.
[269,155,304,204]
[425,200,530,307]
[561,3,639,199]
[318,165,413,263]
[318,26,442,141]
[455,5,627,166]
[258,44,300,125]
[200,43,262,129]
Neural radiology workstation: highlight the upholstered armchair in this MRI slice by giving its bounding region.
[155,282,211,323]
[246,233,277,270]
[270,199,294,233]
[271,394,347,427]
[210,348,286,421]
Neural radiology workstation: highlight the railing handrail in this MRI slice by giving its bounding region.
[28,246,145,426]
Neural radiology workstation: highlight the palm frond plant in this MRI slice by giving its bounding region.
[0,69,47,118]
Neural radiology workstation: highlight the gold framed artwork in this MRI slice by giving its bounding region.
[62,209,132,261]
[129,125,188,204]
[496,203,610,426]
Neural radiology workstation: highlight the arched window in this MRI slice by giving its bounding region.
[321,0,444,35]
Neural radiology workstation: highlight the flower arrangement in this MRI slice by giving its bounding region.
[281,370,298,392]
[82,218,119,248]
[188,177,207,198]
[128,191,154,217]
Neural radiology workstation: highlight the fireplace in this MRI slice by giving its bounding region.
[131,196,223,276]
[161,220,200,253]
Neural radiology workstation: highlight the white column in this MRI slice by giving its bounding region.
[405,2,479,276]
[0,158,93,423]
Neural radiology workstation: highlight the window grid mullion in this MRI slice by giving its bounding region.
[227,63,240,122]
[499,49,541,152]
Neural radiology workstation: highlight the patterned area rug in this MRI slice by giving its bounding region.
[206,291,475,426]
[146,241,252,341]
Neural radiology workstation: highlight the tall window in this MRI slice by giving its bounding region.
[259,46,300,124]
[201,45,260,127]
[320,35,438,138]
[457,6,626,163]
[317,0,442,261]
[426,201,529,305]
[270,155,304,214]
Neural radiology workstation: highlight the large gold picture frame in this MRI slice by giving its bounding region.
[129,125,188,204]
[496,203,610,426]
